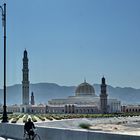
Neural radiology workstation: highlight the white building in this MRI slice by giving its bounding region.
[47,78,121,114]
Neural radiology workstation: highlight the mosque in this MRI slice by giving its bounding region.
[0,50,121,114]
[46,77,121,114]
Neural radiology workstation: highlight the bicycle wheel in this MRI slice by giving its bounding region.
[23,133,29,140]
[34,134,41,140]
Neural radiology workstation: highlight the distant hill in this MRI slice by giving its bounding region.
[0,83,140,105]
[94,84,140,105]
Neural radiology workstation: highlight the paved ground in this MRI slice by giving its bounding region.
[0,138,14,140]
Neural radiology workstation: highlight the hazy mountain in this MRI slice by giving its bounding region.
[0,83,140,105]
[94,84,140,105]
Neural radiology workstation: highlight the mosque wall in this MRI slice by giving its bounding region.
[46,105,99,114]
[121,105,140,113]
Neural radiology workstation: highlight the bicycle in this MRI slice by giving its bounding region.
[23,129,41,140]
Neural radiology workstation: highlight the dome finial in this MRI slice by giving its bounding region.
[84,77,86,83]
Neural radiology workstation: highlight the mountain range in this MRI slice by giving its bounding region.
[0,83,140,105]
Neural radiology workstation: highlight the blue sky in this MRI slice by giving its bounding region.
[0,0,140,88]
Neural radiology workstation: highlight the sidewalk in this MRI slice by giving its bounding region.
[0,137,14,140]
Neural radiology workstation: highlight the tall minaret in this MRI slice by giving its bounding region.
[100,77,108,114]
[31,92,35,105]
[22,50,29,105]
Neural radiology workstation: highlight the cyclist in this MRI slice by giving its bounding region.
[24,118,35,139]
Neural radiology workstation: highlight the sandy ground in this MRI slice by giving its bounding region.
[36,116,140,136]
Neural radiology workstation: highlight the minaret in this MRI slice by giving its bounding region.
[22,50,29,105]
[31,92,35,105]
[100,77,108,114]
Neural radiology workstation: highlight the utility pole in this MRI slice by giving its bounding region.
[0,3,8,123]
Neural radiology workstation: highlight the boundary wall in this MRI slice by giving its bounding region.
[0,123,140,140]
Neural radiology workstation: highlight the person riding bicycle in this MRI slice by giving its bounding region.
[24,118,35,139]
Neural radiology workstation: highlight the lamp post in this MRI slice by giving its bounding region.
[0,3,8,123]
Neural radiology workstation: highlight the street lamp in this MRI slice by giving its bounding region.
[0,3,8,122]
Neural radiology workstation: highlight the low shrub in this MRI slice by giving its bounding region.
[45,115,53,121]
[51,115,62,120]
[23,115,28,123]
[79,123,91,129]
[36,115,45,121]
[31,115,37,122]
[11,118,18,123]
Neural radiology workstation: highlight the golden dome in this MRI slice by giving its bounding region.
[75,80,95,96]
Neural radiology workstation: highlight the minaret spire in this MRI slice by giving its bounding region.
[31,92,35,105]
[22,50,29,105]
[100,76,108,114]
